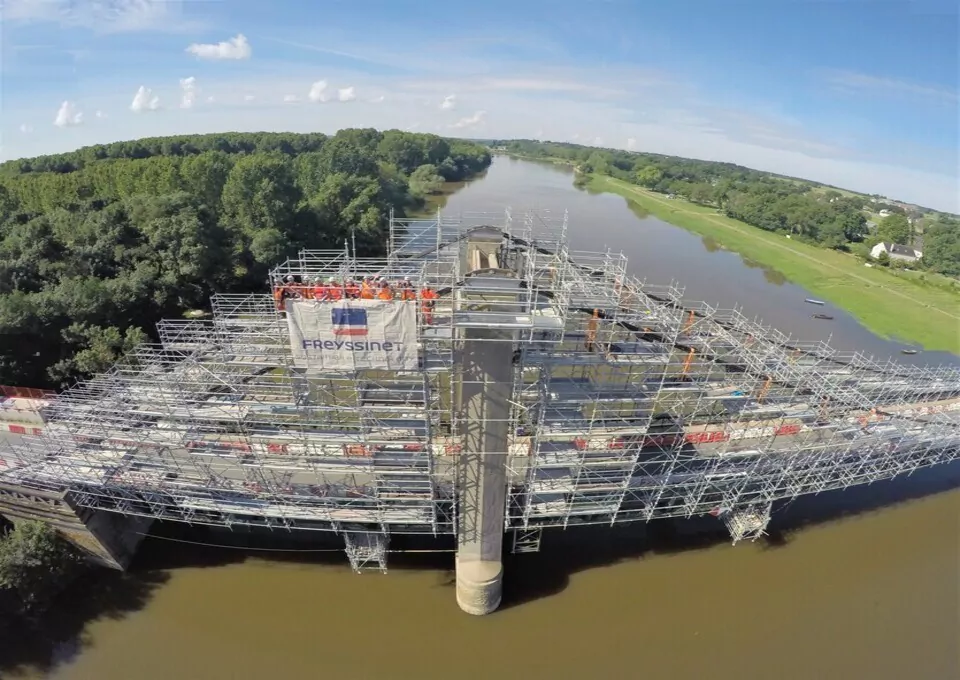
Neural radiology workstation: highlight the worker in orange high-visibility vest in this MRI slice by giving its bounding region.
[277,275,300,310]
[377,280,394,300]
[273,280,286,311]
[327,277,343,301]
[360,277,375,299]
[345,279,361,299]
[312,277,328,301]
[399,276,416,301]
[285,275,305,300]
[420,286,438,324]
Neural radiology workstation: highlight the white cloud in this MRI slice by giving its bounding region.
[822,69,958,104]
[19,123,33,134]
[244,94,256,102]
[370,95,385,104]
[593,137,603,146]
[338,86,356,102]
[308,80,330,103]
[450,110,486,129]
[53,101,83,127]
[186,34,251,61]
[3,0,186,33]
[206,96,215,104]
[5,59,956,212]
[130,85,161,112]
[95,110,106,119]
[440,94,456,110]
[179,77,198,109]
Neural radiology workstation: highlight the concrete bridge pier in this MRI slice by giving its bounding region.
[0,482,152,570]
[455,327,514,615]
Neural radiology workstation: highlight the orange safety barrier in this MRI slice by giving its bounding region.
[774,424,801,436]
[684,430,730,445]
[1,385,56,400]
[345,444,370,457]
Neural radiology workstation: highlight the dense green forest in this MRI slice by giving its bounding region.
[490,140,960,277]
[0,130,491,388]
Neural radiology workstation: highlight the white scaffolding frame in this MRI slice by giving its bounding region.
[3,208,960,557]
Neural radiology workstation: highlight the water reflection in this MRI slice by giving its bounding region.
[740,255,787,286]
[410,169,488,216]
[625,199,650,220]
[0,569,170,678]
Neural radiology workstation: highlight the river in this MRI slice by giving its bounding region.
[6,158,959,680]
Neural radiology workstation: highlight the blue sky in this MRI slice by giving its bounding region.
[1,0,957,211]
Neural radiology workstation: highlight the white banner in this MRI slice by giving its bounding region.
[286,299,419,371]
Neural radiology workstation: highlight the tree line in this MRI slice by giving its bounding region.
[0,130,491,388]
[491,140,960,277]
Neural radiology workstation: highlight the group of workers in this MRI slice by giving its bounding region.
[273,274,439,322]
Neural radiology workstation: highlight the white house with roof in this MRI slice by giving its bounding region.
[870,242,923,263]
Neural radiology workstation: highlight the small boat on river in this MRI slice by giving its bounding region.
[812,313,834,320]
[901,349,919,355]
[804,298,826,306]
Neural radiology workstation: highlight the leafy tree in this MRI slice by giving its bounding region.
[688,183,715,205]
[921,218,960,276]
[377,131,427,174]
[314,137,379,177]
[713,179,733,209]
[878,213,912,245]
[818,221,848,250]
[409,164,445,197]
[877,250,891,267]
[49,324,148,384]
[0,521,85,611]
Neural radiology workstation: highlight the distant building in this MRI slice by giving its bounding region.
[878,209,892,217]
[870,242,923,263]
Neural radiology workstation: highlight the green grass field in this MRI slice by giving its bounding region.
[588,174,960,354]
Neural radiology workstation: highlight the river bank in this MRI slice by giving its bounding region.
[582,174,960,353]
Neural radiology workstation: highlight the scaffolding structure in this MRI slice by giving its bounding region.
[3,208,960,559]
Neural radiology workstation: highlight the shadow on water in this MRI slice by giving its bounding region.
[499,458,960,611]
[112,457,960,616]
[0,568,171,677]
[3,459,956,668]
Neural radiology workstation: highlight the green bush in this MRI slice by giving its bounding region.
[0,521,85,612]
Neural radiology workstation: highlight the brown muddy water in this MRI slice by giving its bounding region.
[4,158,958,680]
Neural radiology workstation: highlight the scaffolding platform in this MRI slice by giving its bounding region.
[1,207,958,548]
